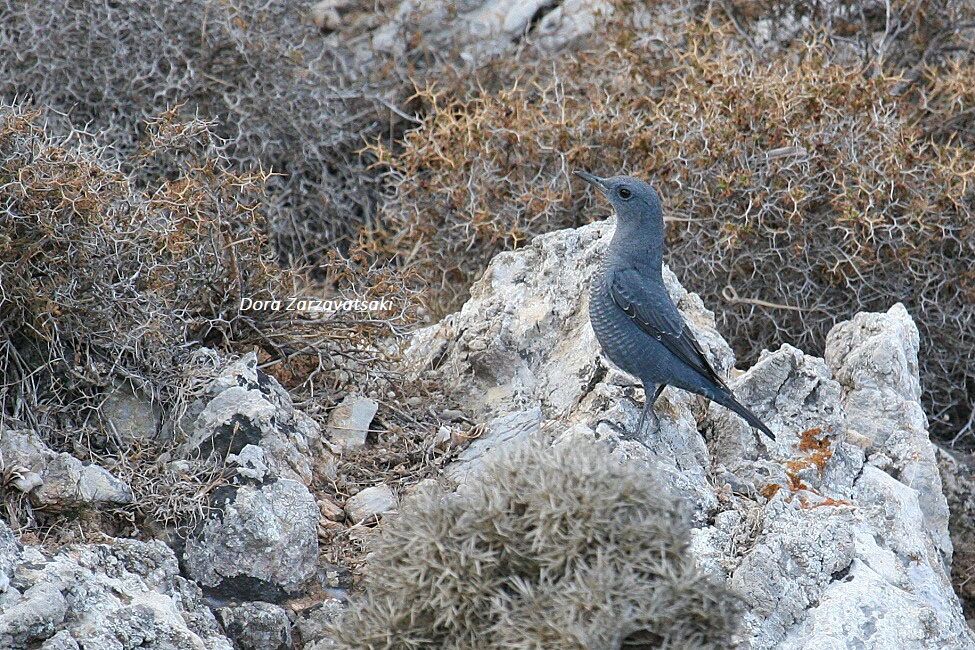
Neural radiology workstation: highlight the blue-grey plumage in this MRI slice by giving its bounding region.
[576,170,775,441]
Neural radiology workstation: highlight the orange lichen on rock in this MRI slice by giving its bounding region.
[806,497,853,509]
[787,471,808,493]
[798,428,826,452]
[780,429,835,496]
[793,428,834,473]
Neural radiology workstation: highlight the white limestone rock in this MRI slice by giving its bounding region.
[405,220,974,648]
[0,521,231,650]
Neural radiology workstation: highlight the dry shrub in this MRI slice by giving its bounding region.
[331,438,741,649]
[372,15,975,437]
[0,0,406,264]
[907,61,975,143]
[0,103,277,432]
[0,102,419,534]
[719,0,975,141]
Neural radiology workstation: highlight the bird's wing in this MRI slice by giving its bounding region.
[609,267,729,391]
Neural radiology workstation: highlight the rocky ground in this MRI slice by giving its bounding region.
[2,0,975,647]
[3,217,974,648]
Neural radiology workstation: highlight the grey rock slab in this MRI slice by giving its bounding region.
[183,478,319,601]
[326,394,378,451]
[344,484,397,523]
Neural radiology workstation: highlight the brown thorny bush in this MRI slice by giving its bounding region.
[331,438,741,650]
[0,103,419,535]
[2,2,972,436]
[0,0,413,265]
[371,15,975,439]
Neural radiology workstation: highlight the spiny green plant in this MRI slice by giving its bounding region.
[331,438,741,649]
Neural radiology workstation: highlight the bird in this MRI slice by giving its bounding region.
[575,170,775,441]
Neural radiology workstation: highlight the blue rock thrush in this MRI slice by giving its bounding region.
[575,171,775,441]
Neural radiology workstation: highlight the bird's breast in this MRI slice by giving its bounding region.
[589,270,655,380]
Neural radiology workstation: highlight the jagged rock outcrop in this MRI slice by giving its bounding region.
[176,352,323,603]
[176,352,331,486]
[405,219,974,649]
[0,520,231,649]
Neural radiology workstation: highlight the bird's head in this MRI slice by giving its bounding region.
[574,171,663,225]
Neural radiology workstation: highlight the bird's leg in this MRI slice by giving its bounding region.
[635,400,650,436]
[634,384,659,435]
[634,384,667,436]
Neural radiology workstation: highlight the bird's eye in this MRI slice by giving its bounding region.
[617,187,632,199]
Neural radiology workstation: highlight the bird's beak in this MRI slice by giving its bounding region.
[574,170,610,194]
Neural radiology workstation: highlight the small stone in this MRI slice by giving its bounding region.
[432,426,452,449]
[11,470,42,493]
[40,630,79,650]
[842,429,873,450]
[166,459,191,474]
[294,598,345,648]
[318,520,345,537]
[228,444,270,481]
[316,563,353,591]
[439,409,466,422]
[344,484,397,523]
[346,525,380,546]
[404,478,440,498]
[218,601,292,650]
[327,395,378,450]
[318,497,344,521]
[100,382,162,445]
[318,450,339,482]
[310,0,351,32]
[76,463,135,505]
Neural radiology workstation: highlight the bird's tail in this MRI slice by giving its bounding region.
[713,390,775,440]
